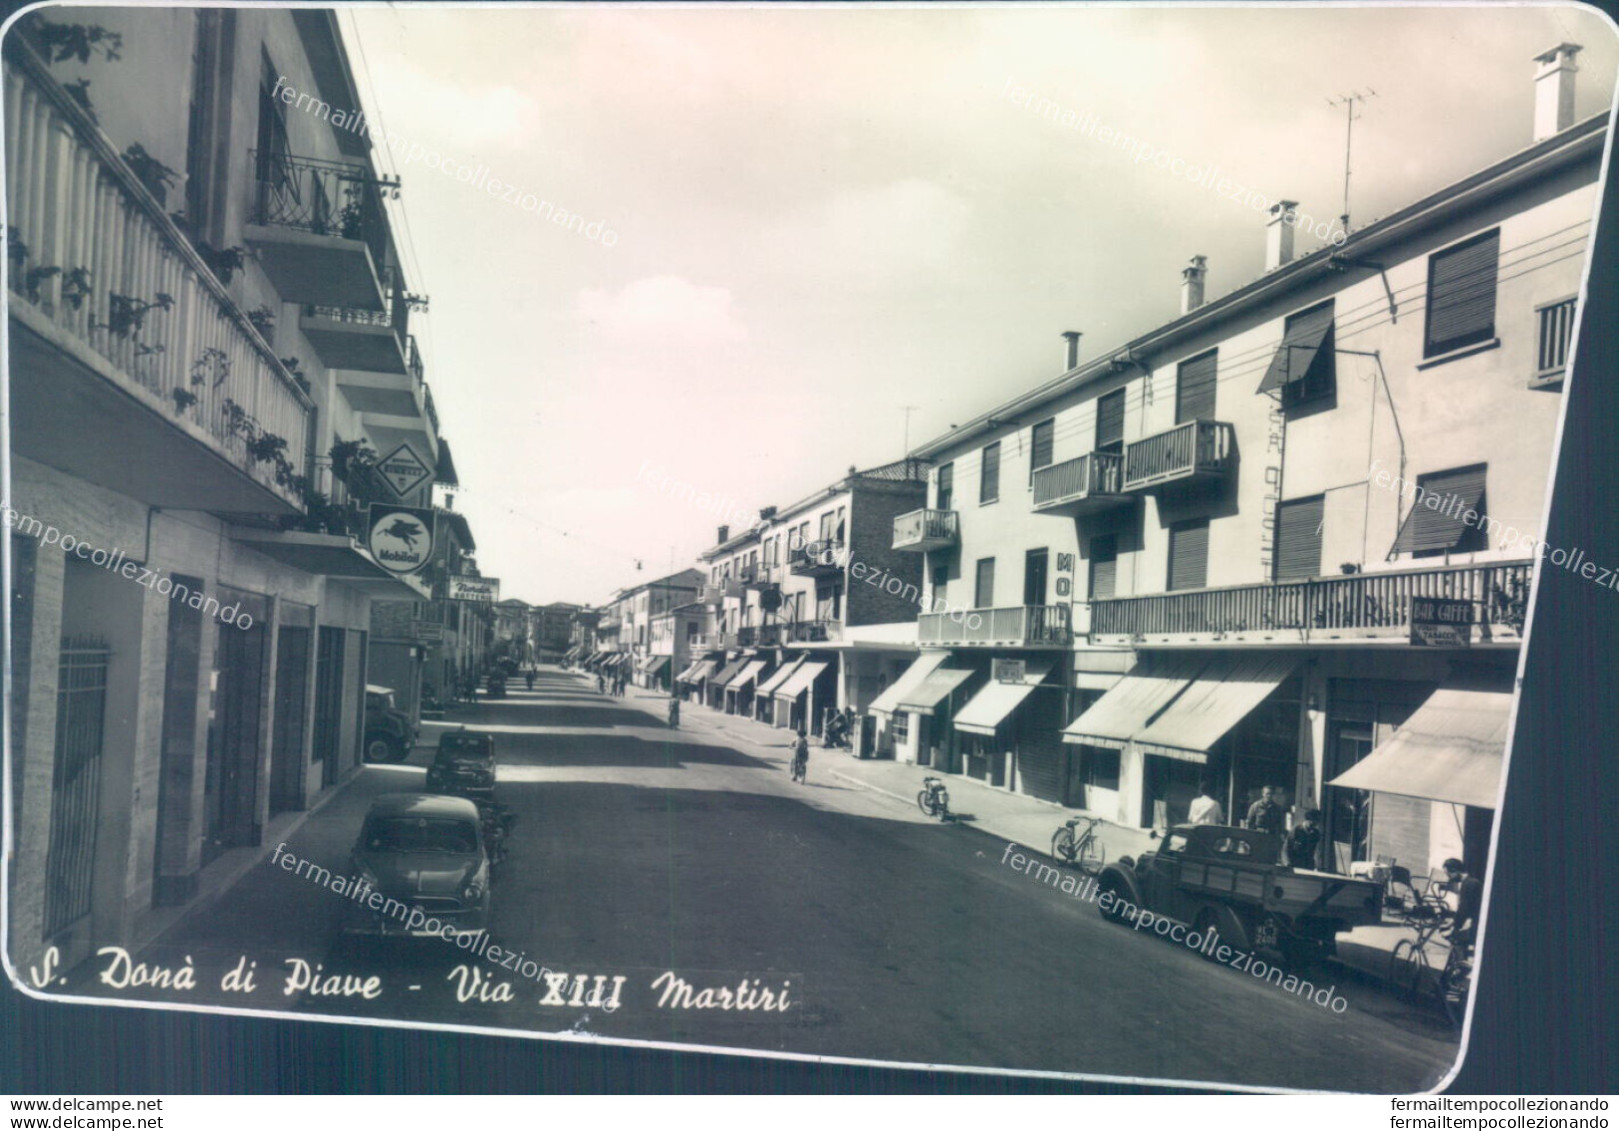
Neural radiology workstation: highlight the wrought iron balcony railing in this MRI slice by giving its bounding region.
[250,150,396,277]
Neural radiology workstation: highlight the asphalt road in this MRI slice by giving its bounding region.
[60,667,1461,1091]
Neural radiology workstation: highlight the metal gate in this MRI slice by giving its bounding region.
[44,637,108,939]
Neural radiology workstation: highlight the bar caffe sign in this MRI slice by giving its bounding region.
[448,575,500,603]
[1410,596,1472,647]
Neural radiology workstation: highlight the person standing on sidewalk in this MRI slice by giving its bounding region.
[667,696,680,729]
[1244,785,1285,836]
[791,728,810,783]
[1189,782,1225,826]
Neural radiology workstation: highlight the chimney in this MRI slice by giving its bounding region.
[716,525,729,544]
[1265,200,1299,271]
[758,506,776,522]
[1180,255,1208,314]
[1061,331,1082,370]
[1533,43,1581,141]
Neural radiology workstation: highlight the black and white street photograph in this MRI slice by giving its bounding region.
[4,1,1618,1095]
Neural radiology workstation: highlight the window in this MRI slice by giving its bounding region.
[836,506,846,543]
[1175,350,1218,424]
[819,511,836,544]
[1030,419,1055,483]
[1095,388,1125,455]
[1083,746,1121,791]
[1089,534,1118,600]
[980,442,1001,504]
[1260,301,1336,408]
[931,556,950,608]
[891,712,910,744]
[1274,496,1325,581]
[936,463,954,511]
[1167,520,1210,591]
[1424,229,1500,358]
[1535,297,1577,380]
[1023,548,1049,606]
[1391,465,1489,557]
[974,558,996,608]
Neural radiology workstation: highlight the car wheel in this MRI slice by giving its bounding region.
[1212,904,1253,954]
[1192,907,1222,960]
[1097,876,1133,924]
[364,733,400,763]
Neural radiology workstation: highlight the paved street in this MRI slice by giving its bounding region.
[59,667,1460,1091]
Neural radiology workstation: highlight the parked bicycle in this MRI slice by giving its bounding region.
[916,776,951,820]
[1387,903,1472,1026]
[1050,815,1107,875]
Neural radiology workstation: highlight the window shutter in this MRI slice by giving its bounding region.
[1390,466,1487,554]
[936,463,953,510]
[1425,231,1499,356]
[1168,521,1209,591]
[980,442,1001,502]
[1259,302,1335,393]
[1090,535,1117,600]
[1275,496,1325,581]
[1031,419,1054,471]
[1176,351,1218,423]
[1095,389,1125,450]
[975,558,996,608]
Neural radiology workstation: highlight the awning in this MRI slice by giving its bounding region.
[710,656,751,687]
[1328,684,1510,809]
[954,659,1056,737]
[726,660,769,692]
[685,659,718,684]
[868,652,950,715]
[640,655,671,677]
[1063,653,1207,748]
[1133,653,1299,763]
[757,655,805,697]
[674,658,705,682]
[1258,301,1334,393]
[898,666,977,716]
[775,660,829,701]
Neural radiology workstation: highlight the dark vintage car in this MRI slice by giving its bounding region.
[1095,823,1383,967]
[363,684,418,763]
[344,793,490,939]
[426,729,497,801]
[485,672,508,699]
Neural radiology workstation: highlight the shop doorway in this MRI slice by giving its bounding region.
[270,624,311,814]
[44,637,109,939]
[154,579,204,904]
[313,626,346,788]
[206,614,267,857]
[1325,724,1374,873]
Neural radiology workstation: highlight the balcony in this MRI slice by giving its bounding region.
[300,296,417,377]
[722,579,745,599]
[783,619,842,644]
[789,541,846,577]
[739,562,779,590]
[918,605,1072,647]
[737,624,783,648]
[1031,451,1129,516]
[1121,420,1236,492]
[690,632,738,652]
[893,509,960,553]
[701,585,725,606]
[244,151,397,311]
[1088,560,1533,647]
[4,42,313,514]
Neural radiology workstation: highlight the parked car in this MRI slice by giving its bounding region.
[485,672,508,698]
[363,684,417,763]
[426,730,497,801]
[1095,823,1383,967]
[343,793,490,939]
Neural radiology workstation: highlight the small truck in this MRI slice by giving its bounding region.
[1095,823,1383,967]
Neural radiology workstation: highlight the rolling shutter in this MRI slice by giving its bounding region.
[1259,302,1335,393]
[1175,351,1218,424]
[1095,389,1125,451]
[1168,521,1209,592]
[1425,230,1499,356]
[975,558,996,608]
[936,463,953,510]
[1391,466,1487,554]
[1090,535,1117,600]
[1275,496,1325,581]
[1031,419,1054,472]
[980,442,1001,502]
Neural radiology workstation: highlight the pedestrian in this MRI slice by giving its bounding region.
[596,672,605,695]
[791,727,809,783]
[1287,808,1324,870]
[1188,781,1225,826]
[525,669,535,692]
[1244,784,1285,836]
[1442,858,1482,950]
[667,696,680,729]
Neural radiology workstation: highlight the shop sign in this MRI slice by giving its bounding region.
[366,505,435,575]
[1410,596,1472,647]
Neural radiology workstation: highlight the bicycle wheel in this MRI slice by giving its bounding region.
[1078,835,1106,876]
[1439,954,1471,1027]
[1051,826,1075,864]
[1389,938,1429,1000]
[917,789,933,816]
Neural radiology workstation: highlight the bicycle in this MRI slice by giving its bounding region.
[1387,907,1472,1026]
[790,745,808,784]
[1051,816,1107,875]
[916,776,950,820]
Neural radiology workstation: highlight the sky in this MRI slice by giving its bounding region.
[342,3,1619,608]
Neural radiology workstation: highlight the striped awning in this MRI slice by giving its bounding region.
[1062,653,1206,749]
[757,655,805,697]
[1328,683,1510,809]
[1132,653,1298,763]
[868,652,950,716]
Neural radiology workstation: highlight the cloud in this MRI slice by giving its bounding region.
[576,276,747,343]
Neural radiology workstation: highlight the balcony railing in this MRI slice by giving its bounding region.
[739,562,779,588]
[1088,560,1533,645]
[4,42,312,512]
[701,585,725,606]
[251,151,394,278]
[918,605,1072,646]
[789,542,846,576]
[893,508,960,552]
[737,624,784,647]
[1122,420,1236,491]
[1032,451,1127,515]
[783,619,841,644]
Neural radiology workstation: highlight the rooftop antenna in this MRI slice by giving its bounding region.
[1327,89,1377,233]
[900,404,920,456]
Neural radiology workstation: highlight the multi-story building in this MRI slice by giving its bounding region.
[884,45,1598,880]
[5,8,448,972]
[615,569,703,689]
[532,601,581,661]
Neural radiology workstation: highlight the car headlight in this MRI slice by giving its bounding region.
[463,878,485,902]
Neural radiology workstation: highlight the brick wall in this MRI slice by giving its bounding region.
[844,480,928,626]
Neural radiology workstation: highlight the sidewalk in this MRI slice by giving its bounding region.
[559,667,1422,992]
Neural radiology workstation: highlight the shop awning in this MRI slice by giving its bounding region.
[640,654,671,677]
[1328,684,1511,809]
[1133,653,1299,763]
[1258,301,1334,393]
[757,655,805,697]
[674,658,704,682]
[868,652,951,715]
[898,666,977,716]
[710,656,751,687]
[954,659,1056,736]
[775,660,829,701]
[1063,653,1207,749]
[726,660,769,692]
[685,659,718,684]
